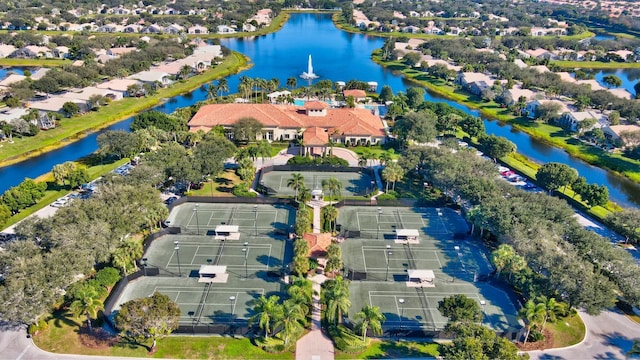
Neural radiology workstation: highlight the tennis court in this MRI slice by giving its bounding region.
[259,170,376,197]
[338,206,521,332]
[165,203,295,235]
[113,203,295,327]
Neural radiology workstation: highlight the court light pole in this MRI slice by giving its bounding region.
[398,298,405,333]
[174,241,182,277]
[377,208,382,239]
[253,205,258,236]
[194,204,200,235]
[480,300,486,325]
[385,245,392,281]
[229,295,236,318]
[453,245,461,282]
[242,244,249,279]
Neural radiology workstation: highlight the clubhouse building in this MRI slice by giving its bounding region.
[188,102,386,154]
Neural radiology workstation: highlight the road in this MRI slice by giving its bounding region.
[528,309,640,360]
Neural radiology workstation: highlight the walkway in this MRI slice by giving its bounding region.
[295,275,334,360]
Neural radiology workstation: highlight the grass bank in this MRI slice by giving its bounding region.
[371,53,640,184]
[0,51,249,168]
[0,58,70,67]
[33,310,293,359]
[334,339,439,359]
[551,60,640,69]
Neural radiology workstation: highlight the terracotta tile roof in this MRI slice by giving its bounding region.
[343,89,366,98]
[304,101,329,110]
[302,232,332,258]
[188,104,385,137]
[303,127,329,146]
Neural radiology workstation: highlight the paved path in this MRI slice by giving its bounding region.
[527,309,640,360]
[296,276,334,360]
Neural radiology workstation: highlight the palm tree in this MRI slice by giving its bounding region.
[537,296,567,331]
[256,140,272,166]
[358,152,370,167]
[354,305,385,343]
[69,287,103,333]
[288,276,314,316]
[275,299,305,346]
[321,177,342,205]
[286,77,297,90]
[287,173,305,201]
[381,162,404,191]
[322,276,351,325]
[218,78,229,97]
[249,295,282,339]
[206,84,218,101]
[322,206,338,233]
[298,186,312,205]
[378,152,392,166]
[519,299,546,345]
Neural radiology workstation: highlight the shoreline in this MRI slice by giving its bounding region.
[0,52,251,169]
[369,53,640,186]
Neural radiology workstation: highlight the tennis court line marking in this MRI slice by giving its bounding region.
[278,175,284,191]
[362,246,367,272]
[190,245,201,265]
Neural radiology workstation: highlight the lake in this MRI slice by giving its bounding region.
[0,13,639,207]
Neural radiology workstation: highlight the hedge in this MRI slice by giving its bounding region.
[328,325,368,353]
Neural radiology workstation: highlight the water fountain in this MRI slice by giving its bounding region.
[300,54,319,79]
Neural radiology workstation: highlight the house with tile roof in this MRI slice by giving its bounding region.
[187,103,386,148]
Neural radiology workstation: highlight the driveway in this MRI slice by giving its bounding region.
[528,309,640,360]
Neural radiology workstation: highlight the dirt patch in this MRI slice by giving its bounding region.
[78,327,120,349]
[516,329,554,351]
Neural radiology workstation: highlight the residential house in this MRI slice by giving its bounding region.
[530,65,551,73]
[141,24,162,34]
[216,25,236,34]
[526,48,557,60]
[187,103,386,146]
[267,90,292,103]
[96,78,141,97]
[603,124,640,146]
[30,68,50,80]
[513,59,528,69]
[402,25,420,33]
[560,110,607,132]
[61,86,123,102]
[243,23,257,32]
[607,88,634,100]
[129,71,171,86]
[107,47,137,58]
[0,44,16,58]
[123,24,142,33]
[97,24,119,33]
[0,108,28,124]
[456,72,495,95]
[576,79,605,91]
[29,97,87,114]
[163,24,184,34]
[0,74,27,88]
[53,46,69,59]
[188,25,208,34]
[501,87,538,105]
[524,99,570,119]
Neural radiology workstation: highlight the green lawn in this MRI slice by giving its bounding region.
[546,312,586,348]
[0,52,248,167]
[551,60,640,69]
[33,311,293,359]
[334,339,439,359]
[188,169,241,197]
[0,58,70,67]
[344,145,400,160]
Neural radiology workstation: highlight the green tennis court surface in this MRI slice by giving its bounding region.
[165,203,295,235]
[114,203,295,327]
[338,206,522,332]
[259,170,375,197]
